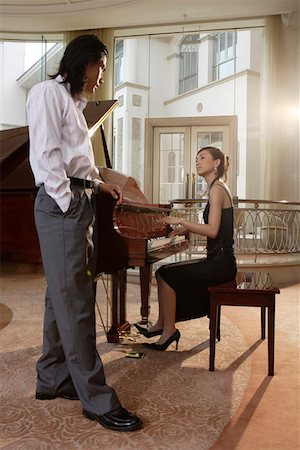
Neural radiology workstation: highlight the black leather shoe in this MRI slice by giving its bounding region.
[36,390,79,401]
[83,407,142,431]
[134,323,163,338]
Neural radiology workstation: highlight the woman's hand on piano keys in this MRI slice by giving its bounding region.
[168,227,188,237]
[160,216,182,226]
[98,182,123,205]
[160,216,188,237]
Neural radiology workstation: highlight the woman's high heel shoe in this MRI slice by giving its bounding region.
[134,323,163,338]
[143,329,181,351]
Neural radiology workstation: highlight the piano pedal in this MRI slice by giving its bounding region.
[136,320,152,329]
[120,331,140,342]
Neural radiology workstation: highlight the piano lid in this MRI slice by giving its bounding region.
[98,166,150,205]
[0,100,117,187]
[0,126,34,188]
[0,126,29,181]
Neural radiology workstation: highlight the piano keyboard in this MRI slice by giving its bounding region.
[147,235,186,252]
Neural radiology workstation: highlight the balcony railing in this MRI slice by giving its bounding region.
[169,198,300,262]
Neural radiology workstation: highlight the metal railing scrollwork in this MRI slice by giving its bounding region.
[170,198,300,261]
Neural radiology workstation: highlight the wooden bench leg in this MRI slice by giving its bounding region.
[217,305,221,341]
[209,300,218,371]
[268,300,275,376]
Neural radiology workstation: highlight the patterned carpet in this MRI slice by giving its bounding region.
[0,273,252,450]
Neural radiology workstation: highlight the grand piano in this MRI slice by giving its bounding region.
[0,126,40,264]
[0,101,189,342]
[0,100,116,264]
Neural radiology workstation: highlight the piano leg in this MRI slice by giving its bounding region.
[106,269,130,343]
[139,264,152,324]
[119,268,127,325]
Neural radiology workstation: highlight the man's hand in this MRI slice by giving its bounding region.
[98,183,123,205]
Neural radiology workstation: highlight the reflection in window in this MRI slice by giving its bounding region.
[179,34,199,94]
[213,31,236,81]
[197,132,223,150]
[160,133,184,203]
[168,151,176,183]
[116,117,123,172]
[115,39,124,86]
[132,118,142,185]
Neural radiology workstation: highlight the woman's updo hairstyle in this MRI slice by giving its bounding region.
[197,146,229,181]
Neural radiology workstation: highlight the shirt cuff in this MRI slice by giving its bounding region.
[92,179,104,192]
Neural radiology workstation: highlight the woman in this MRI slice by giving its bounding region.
[135,146,237,351]
[27,34,142,431]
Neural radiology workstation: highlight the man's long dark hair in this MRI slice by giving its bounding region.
[50,34,108,97]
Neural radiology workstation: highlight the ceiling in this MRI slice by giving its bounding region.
[0,0,299,33]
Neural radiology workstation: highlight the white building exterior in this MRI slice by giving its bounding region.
[113,30,262,202]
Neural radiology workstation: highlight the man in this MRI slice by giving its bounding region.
[27,34,142,432]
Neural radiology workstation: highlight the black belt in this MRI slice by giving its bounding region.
[68,177,93,189]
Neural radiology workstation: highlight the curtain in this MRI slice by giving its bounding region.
[65,29,115,166]
[260,14,300,202]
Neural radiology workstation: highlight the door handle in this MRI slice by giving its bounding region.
[185,173,189,198]
[192,173,195,198]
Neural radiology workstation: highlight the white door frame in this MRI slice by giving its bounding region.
[144,115,238,202]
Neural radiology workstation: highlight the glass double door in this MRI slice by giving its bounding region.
[152,124,232,204]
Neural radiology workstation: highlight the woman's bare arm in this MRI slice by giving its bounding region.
[162,184,227,238]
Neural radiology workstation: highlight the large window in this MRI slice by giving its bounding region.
[179,34,199,94]
[0,34,63,130]
[212,31,237,80]
[159,133,184,201]
[113,25,262,200]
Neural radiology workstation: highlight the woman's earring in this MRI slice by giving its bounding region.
[214,167,218,175]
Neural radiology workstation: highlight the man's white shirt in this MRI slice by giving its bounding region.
[27,75,101,213]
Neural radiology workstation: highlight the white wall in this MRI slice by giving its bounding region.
[114,84,149,181]
[1,42,27,129]
[198,35,211,87]
[164,78,236,117]
[0,44,3,128]
[236,30,251,71]
[149,37,172,116]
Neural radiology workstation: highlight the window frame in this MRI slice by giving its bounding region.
[178,33,200,95]
[114,39,124,87]
[212,31,237,81]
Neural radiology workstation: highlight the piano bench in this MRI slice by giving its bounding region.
[208,272,280,376]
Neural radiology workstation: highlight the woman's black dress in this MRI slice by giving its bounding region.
[155,197,237,322]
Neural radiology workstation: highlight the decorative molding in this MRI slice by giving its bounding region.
[164,69,260,105]
[115,81,149,92]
